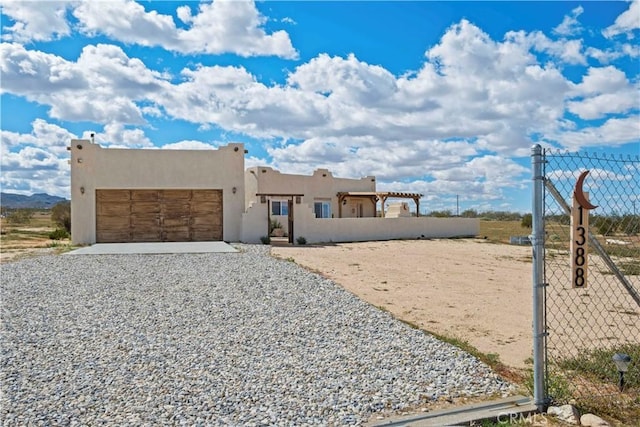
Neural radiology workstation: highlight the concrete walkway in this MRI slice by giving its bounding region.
[66,241,238,255]
[372,395,538,426]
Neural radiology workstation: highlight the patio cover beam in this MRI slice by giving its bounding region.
[336,191,423,217]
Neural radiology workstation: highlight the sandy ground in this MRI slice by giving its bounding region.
[272,239,534,369]
[0,239,72,264]
[272,238,640,375]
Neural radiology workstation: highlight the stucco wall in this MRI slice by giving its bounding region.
[245,167,376,218]
[241,202,479,244]
[241,201,269,242]
[299,217,479,243]
[70,140,245,244]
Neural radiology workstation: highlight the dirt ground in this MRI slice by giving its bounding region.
[0,233,71,264]
[272,239,536,370]
[272,238,640,377]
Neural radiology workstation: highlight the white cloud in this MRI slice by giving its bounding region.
[380,155,529,209]
[73,0,180,47]
[5,146,60,169]
[573,66,630,95]
[621,42,640,57]
[587,43,640,62]
[0,19,591,160]
[553,6,584,36]
[265,138,481,183]
[567,92,638,121]
[0,42,169,124]
[154,19,574,160]
[0,0,73,42]
[1,118,75,155]
[2,0,298,58]
[159,140,220,150]
[72,0,298,58]
[175,0,298,58]
[1,11,637,203]
[176,5,193,24]
[287,53,397,105]
[603,0,640,39]
[99,123,153,148]
[0,120,75,197]
[567,66,638,119]
[506,30,586,65]
[555,117,640,150]
[430,155,527,186]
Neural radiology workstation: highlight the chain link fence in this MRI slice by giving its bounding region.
[541,149,639,419]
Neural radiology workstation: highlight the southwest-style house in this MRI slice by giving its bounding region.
[69,139,478,245]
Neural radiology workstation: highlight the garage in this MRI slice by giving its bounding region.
[96,189,223,243]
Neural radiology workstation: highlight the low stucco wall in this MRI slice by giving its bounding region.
[241,202,479,244]
[296,217,479,244]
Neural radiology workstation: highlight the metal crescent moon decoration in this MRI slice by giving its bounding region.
[574,170,598,210]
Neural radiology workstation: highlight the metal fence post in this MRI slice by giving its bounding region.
[531,144,547,411]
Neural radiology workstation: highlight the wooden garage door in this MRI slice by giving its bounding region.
[96,189,223,243]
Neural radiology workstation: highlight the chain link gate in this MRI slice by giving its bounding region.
[531,145,640,421]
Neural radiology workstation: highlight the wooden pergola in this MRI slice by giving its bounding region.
[337,191,423,217]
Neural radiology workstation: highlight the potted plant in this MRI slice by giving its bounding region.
[270,219,284,237]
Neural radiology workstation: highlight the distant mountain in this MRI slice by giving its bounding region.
[0,192,69,209]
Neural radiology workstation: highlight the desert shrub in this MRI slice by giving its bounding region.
[593,216,617,236]
[296,236,307,245]
[481,211,523,221]
[461,209,478,218]
[619,214,639,235]
[49,228,70,240]
[51,201,71,233]
[521,213,532,228]
[6,209,34,224]
[269,219,282,233]
[260,236,271,245]
[428,210,452,218]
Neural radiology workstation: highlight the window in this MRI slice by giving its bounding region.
[314,201,331,218]
[271,200,289,216]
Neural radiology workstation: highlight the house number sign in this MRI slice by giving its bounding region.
[571,171,598,289]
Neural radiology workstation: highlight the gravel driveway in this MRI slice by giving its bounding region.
[1,245,512,426]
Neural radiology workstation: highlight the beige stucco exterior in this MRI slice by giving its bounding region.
[240,166,479,243]
[70,140,245,244]
[69,140,478,246]
[240,199,479,244]
[245,166,377,219]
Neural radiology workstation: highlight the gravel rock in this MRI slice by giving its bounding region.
[580,413,610,427]
[1,244,513,425]
[547,404,580,425]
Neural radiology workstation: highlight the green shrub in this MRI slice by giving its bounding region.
[49,228,70,240]
[428,210,452,218]
[593,216,617,235]
[51,201,71,233]
[460,209,478,218]
[296,236,307,245]
[260,236,271,245]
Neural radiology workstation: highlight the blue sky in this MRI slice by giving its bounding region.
[1,0,639,214]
